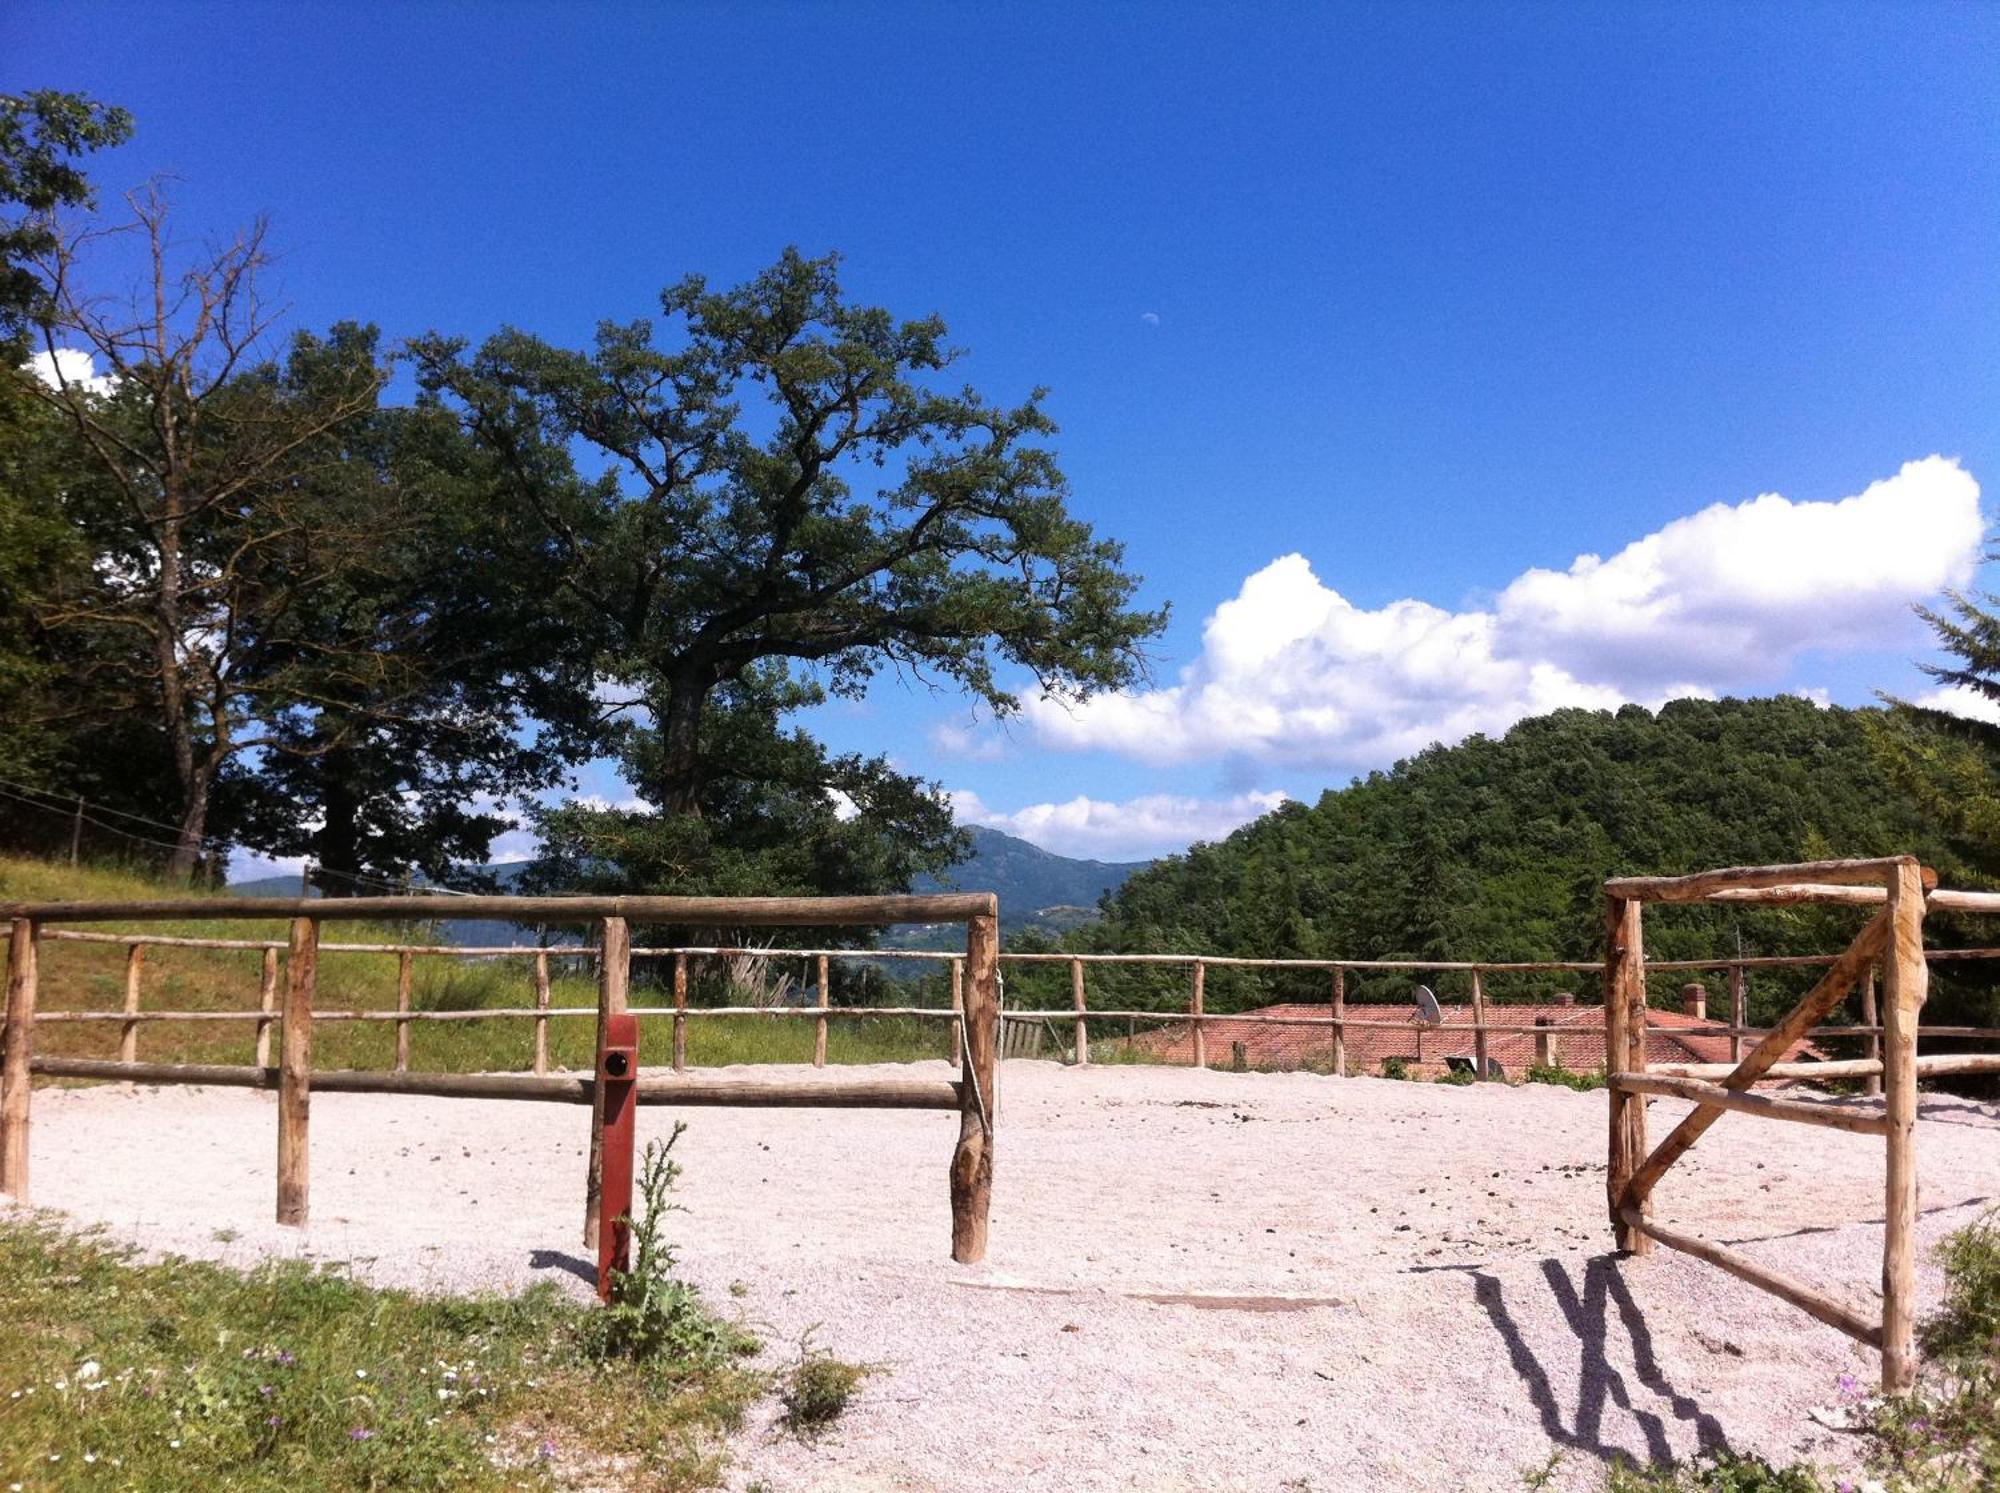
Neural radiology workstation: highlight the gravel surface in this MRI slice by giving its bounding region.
[12,1062,2000,1491]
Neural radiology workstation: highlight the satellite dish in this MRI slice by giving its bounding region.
[1483,1056,1506,1081]
[1413,985,1443,1026]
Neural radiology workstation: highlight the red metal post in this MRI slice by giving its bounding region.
[595,1010,640,1301]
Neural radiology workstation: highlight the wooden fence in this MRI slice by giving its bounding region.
[0,892,1002,1265]
[12,928,1999,1091]
[990,948,2000,1077]
[1602,857,2000,1395]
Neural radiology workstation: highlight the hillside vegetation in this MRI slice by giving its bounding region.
[1065,697,1997,1025]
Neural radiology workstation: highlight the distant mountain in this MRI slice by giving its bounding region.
[228,825,1148,947]
[916,826,1148,923]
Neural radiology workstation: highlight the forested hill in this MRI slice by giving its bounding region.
[1083,697,1967,967]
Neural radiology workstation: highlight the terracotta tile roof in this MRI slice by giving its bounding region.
[1125,1001,1827,1079]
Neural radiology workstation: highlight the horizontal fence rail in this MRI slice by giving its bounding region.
[10,922,1999,1086]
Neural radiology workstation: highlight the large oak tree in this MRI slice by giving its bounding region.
[416,249,1165,897]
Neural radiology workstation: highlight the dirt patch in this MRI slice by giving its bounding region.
[11,1062,2000,1491]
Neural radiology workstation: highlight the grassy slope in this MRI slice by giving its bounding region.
[0,1215,762,1492]
[7,855,951,1072]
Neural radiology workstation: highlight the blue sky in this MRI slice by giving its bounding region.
[13,3,1999,864]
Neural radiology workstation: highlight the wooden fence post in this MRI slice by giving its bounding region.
[1728,963,1747,1064]
[1332,966,1346,1076]
[276,917,318,1227]
[1604,896,1651,1254]
[1861,963,1883,1099]
[1471,968,1489,1080]
[394,950,414,1073]
[583,915,630,1250]
[119,943,145,1069]
[255,946,278,1069]
[672,953,688,1072]
[1070,957,1089,1065]
[949,957,964,1067]
[2,918,40,1201]
[532,951,552,1076]
[951,910,999,1263]
[1881,860,1929,1393]
[814,952,830,1067]
[1190,960,1207,1069]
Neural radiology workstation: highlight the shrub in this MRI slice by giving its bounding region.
[1433,1066,1476,1086]
[779,1334,868,1436]
[584,1123,758,1374]
[1526,1062,1606,1092]
[1606,1451,1827,1491]
[1864,1208,2000,1488]
[1380,1057,1412,1081]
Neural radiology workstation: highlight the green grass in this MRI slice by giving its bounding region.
[0,1214,763,1492]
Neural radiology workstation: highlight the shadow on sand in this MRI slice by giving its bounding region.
[528,1248,596,1286]
[1451,1254,1732,1468]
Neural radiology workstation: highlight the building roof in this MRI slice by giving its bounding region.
[1123,1001,1827,1079]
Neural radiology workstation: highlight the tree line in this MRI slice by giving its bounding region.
[0,91,1164,902]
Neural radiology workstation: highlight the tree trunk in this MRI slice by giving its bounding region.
[312,748,364,897]
[168,776,209,883]
[657,671,708,815]
[154,512,207,884]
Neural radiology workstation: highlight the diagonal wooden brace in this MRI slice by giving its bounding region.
[1620,910,1889,1214]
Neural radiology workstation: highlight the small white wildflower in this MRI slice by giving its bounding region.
[83,1453,97,1465]
[437,1388,453,1401]
[168,1439,180,1449]
[354,1369,368,1379]
[77,1361,100,1381]
[52,1378,66,1391]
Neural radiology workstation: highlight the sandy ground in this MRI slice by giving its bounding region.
[11,1062,2000,1492]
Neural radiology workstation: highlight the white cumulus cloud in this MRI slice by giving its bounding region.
[1914,684,2000,726]
[1028,457,1983,772]
[27,347,115,397]
[950,788,1289,861]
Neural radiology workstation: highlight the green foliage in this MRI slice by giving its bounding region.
[1380,1056,1413,1081]
[1526,1062,1607,1092]
[1605,1452,1827,1492]
[777,1334,869,1437]
[1923,1208,2000,1358]
[0,1215,760,1491]
[415,247,1164,906]
[0,89,132,351]
[1082,697,1986,1026]
[587,1126,759,1375]
[1432,1066,1477,1086]
[1859,1209,2000,1490]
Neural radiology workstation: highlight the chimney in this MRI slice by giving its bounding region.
[1552,991,1575,1007]
[1681,981,1708,1021]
